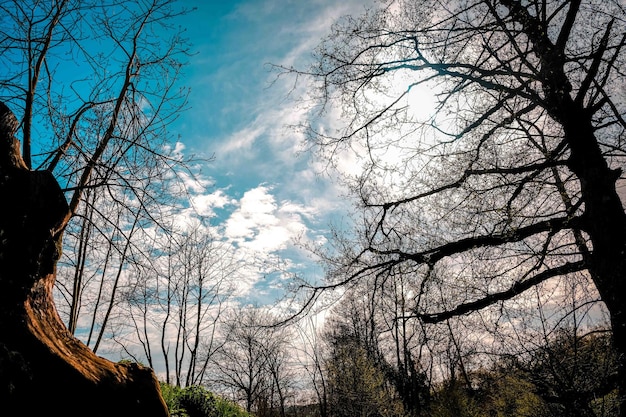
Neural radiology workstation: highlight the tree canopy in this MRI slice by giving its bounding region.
[283,0,626,415]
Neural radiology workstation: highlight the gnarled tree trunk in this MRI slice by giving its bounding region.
[0,102,168,416]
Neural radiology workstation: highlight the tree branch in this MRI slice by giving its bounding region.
[369,214,583,266]
[413,260,586,323]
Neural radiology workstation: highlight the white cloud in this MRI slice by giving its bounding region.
[226,186,278,238]
[225,185,309,254]
[278,200,317,219]
[190,188,234,217]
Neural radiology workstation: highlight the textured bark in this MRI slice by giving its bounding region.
[0,102,168,416]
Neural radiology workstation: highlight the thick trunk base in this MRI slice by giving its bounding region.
[0,102,168,416]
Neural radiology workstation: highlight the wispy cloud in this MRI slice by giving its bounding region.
[218,125,266,155]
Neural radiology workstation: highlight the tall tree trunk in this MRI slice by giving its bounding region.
[502,1,626,410]
[554,97,626,417]
[570,123,626,417]
[0,102,168,417]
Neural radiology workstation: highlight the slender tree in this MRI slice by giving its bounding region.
[282,0,626,415]
[322,282,431,415]
[115,223,237,388]
[294,317,330,417]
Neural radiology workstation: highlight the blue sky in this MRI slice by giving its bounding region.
[160,0,376,306]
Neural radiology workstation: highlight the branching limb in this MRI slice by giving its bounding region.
[412,260,586,323]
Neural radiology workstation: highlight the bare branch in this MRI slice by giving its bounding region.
[412,260,586,323]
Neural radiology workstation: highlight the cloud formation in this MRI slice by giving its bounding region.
[166,0,379,305]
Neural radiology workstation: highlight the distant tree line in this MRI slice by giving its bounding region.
[142,273,619,417]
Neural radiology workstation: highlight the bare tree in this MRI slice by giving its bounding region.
[114,223,238,388]
[281,0,626,415]
[213,307,294,416]
[262,325,295,417]
[54,124,192,346]
[176,228,237,388]
[378,272,432,415]
[0,0,191,413]
[320,281,431,416]
[294,317,330,417]
[323,313,406,417]
[525,327,619,417]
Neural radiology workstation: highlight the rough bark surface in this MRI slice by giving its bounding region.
[0,102,169,416]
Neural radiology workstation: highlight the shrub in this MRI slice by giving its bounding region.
[160,382,250,417]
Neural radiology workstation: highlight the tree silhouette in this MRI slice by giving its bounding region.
[283,1,626,415]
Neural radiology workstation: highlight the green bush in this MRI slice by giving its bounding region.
[213,396,251,417]
[180,385,218,417]
[160,383,186,416]
[160,382,250,417]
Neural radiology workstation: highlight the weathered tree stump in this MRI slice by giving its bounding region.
[0,102,168,416]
